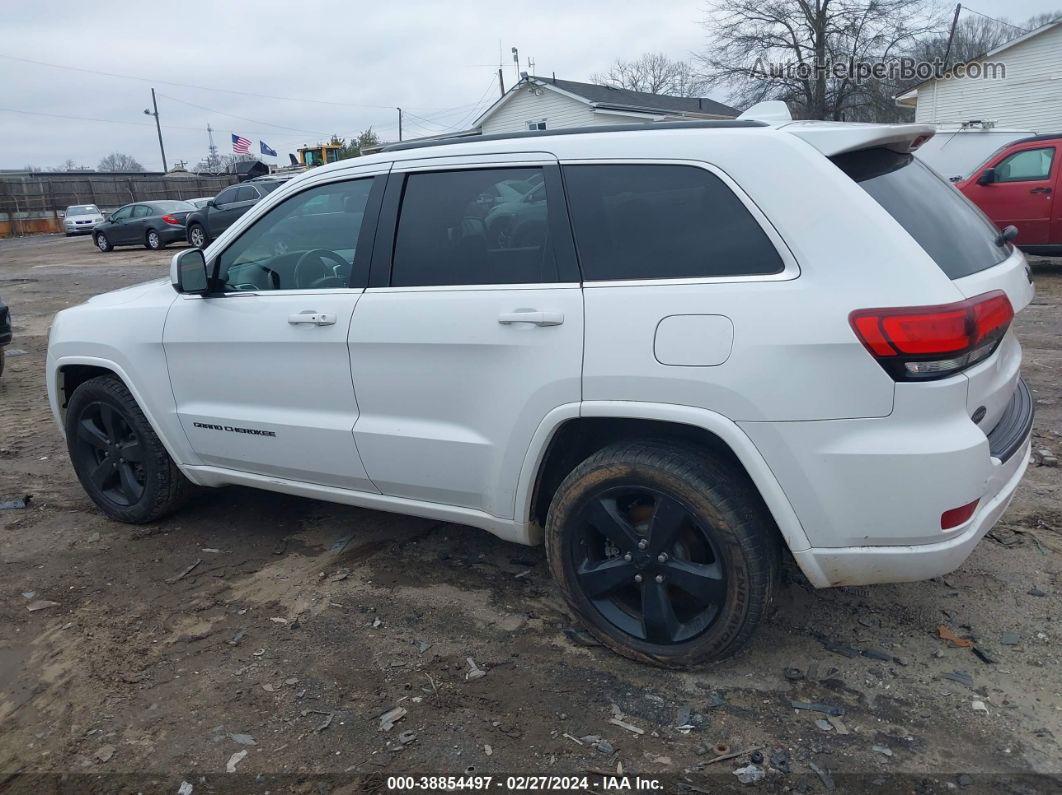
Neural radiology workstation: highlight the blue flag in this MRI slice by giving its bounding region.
[260,140,277,157]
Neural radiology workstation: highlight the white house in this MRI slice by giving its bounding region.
[472,75,738,135]
[896,20,1062,131]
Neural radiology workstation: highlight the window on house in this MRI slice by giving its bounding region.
[527,120,547,131]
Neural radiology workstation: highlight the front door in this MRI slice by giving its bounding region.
[349,159,583,518]
[105,205,135,243]
[964,143,1057,245]
[206,185,246,239]
[164,171,385,490]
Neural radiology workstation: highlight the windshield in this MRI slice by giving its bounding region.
[66,205,99,215]
[831,147,1008,279]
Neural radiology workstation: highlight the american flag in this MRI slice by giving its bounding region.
[231,134,251,154]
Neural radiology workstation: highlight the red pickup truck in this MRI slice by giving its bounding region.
[956,133,1061,255]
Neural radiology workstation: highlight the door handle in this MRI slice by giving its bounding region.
[288,311,336,326]
[1030,187,1052,194]
[497,310,564,327]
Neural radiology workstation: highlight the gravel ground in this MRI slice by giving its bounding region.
[0,234,1059,794]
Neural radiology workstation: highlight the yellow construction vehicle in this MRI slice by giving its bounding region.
[298,142,345,167]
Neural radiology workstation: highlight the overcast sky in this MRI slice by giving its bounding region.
[2,0,1058,170]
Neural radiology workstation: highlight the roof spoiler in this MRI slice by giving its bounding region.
[737,101,793,122]
[783,122,937,156]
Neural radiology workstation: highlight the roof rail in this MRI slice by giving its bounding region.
[381,119,768,153]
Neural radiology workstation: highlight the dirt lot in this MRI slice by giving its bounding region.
[0,233,1059,794]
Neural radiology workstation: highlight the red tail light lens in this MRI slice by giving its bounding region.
[161,214,181,225]
[850,291,1013,381]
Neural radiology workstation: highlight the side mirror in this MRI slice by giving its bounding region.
[207,199,217,208]
[170,248,209,294]
[977,168,996,186]
[995,224,1019,246]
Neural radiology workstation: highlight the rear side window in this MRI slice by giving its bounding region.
[562,164,783,281]
[392,168,557,287]
[831,148,1007,279]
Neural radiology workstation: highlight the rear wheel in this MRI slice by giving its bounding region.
[188,224,207,248]
[546,440,779,667]
[95,233,113,252]
[65,375,190,523]
[145,229,164,250]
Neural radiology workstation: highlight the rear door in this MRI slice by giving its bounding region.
[127,204,154,243]
[348,156,583,518]
[963,142,1057,245]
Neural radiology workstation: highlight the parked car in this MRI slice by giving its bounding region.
[47,117,1034,667]
[185,179,287,248]
[956,133,1062,255]
[93,201,196,252]
[186,197,213,210]
[0,295,10,378]
[63,204,105,236]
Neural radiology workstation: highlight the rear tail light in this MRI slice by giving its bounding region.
[941,498,979,530]
[161,214,181,225]
[850,291,1013,381]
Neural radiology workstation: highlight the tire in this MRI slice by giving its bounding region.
[188,224,207,248]
[65,375,190,523]
[545,440,779,668]
[145,229,165,250]
[95,233,113,252]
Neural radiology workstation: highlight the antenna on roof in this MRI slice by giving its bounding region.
[511,47,520,82]
[527,56,535,74]
[737,101,792,122]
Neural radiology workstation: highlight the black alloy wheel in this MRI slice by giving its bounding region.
[73,400,146,507]
[571,486,726,644]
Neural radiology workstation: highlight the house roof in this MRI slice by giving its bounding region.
[473,75,738,128]
[896,19,1061,102]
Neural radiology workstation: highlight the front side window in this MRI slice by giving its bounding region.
[216,178,374,291]
[236,186,259,201]
[563,164,784,281]
[995,147,1055,182]
[110,206,132,221]
[391,167,557,287]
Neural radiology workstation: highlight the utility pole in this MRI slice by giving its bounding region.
[143,88,167,172]
[396,107,403,142]
[943,4,962,72]
[497,68,505,97]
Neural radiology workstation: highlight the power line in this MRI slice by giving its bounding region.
[156,93,332,137]
[0,52,495,114]
[0,106,314,143]
[960,6,1029,32]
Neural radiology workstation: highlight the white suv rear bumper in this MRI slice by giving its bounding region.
[791,440,1029,587]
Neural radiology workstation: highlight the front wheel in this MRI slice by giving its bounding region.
[95,233,113,252]
[145,229,165,250]
[188,224,207,248]
[546,440,779,667]
[65,375,190,523]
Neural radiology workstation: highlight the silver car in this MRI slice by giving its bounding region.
[63,204,105,236]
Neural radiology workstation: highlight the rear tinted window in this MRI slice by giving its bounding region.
[831,148,1007,279]
[562,164,784,281]
[392,168,557,287]
[152,201,194,212]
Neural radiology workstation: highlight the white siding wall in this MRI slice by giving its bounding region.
[914,25,1062,132]
[479,87,634,135]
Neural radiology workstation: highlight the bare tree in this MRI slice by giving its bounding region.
[97,152,145,173]
[592,53,707,97]
[699,0,942,120]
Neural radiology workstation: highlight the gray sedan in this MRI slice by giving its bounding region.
[92,200,196,252]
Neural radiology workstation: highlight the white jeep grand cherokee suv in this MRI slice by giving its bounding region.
[47,114,1034,667]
